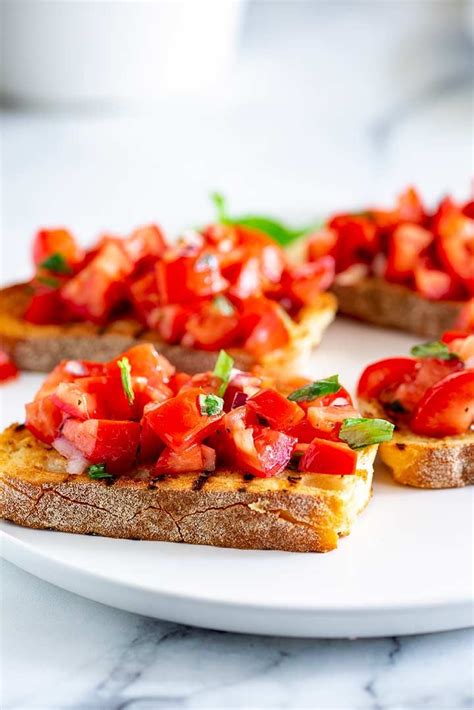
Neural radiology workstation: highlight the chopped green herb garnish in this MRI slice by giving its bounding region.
[410,340,459,360]
[117,356,135,405]
[40,252,72,274]
[287,375,340,402]
[339,417,394,449]
[210,192,321,247]
[36,276,60,289]
[213,295,235,316]
[213,349,234,396]
[88,464,112,479]
[198,393,224,417]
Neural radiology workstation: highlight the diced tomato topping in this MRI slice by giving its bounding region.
[413,265,455,300]
[247,389,304,430]
[128,271,160,326]
[51,376,135,421]
[61,242,133,323]
[24,283,64,325]
[385,225,433,284]
[138,405,164,463]
[0,351,18,383]
[299,438,358,476]
[241,297,291,358]
[25,396,64,444]
[280,257,335,307]
[121,224,167,266]
[328,214,378,272]
[156,252,228,305]
[306,404,359,441]
[32,228,84,268]
[357,357,419,400]
[108,343,175,386]
[307,228,338,261]
[144,387,223,452]
[230,426,296,478]
[183,301,240,351]
[410,370,474,437]
[62,419,140,473]
[154,444,216,475]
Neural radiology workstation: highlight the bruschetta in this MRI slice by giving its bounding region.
[0,222,336,375]
[357,331,474,488]
[300,188,474,338]
[0,344,394,552]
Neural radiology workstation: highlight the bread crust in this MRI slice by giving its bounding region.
[0,426,375,552]
[359,398,474,489]
[0,284,336,375]
[332,277,466,338]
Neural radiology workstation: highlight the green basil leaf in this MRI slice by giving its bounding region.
[198,393,224,417]
[210,192,321,246]
[88,464,112,479]
[117,356,135,405]
[287,375,340,402]
[213,349,234,396]
[339,417,394,449]
[40,252,72,274]
[410,341,459,360]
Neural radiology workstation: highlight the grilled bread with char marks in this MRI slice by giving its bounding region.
[0,425,376,552]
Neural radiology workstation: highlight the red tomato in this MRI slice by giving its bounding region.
[183,302,240,351]
[35,360,107,399]
[25,396,64,444]
[241,298,290,358]
[247,389,304,430]
[414,265,454,300]
[357,357,418,400]
[411,370,474,436]
[24,284,64,325]
[144,387,223,452]
[51,376,135,421]
[32,228,83,268]
[235,226,285,284]
[225,257,263,300]
[202,223,238,254]
[396,186,425,224]
[168,372,192,394]
[382,358,464,415]
[299,438,358,475]
[0,351,18,383]
[307,228,338,260]
[441,331,470,344]
[156,252,228,305]
[108,344,175,387]
[435,204,474,295]
[385,224,433,284]
[121,224,167,265]
[157,304,195,344]
[154,444,216,475]
[128,271,160,326]
[306,404,359,441]
[230,426,296,478]
[285,417,321,444]
[328,214,378,272]
[62,419,140,473]
[138,403,165,463]
[281,257,335,307]
[61,242,133,323]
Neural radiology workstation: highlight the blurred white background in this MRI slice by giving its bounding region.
[1,0,473,282]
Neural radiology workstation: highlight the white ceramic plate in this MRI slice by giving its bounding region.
[1,319,473,638]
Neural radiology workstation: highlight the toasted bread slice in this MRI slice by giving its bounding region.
[359,398,474,489]
[332,277,466,338]
[0,284,336,376]
[0,425,376,552]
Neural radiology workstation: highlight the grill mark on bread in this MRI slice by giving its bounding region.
[14,423,25,432]
[243,473,254,482]
[192,472,213,492]
[396,443,406,450]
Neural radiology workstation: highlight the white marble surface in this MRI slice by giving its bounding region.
[1,559,473,710]
[1,2,473,708]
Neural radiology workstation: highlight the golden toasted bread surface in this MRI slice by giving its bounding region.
[0,426,375,552]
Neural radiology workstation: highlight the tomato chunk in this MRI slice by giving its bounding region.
[122,224,167,265]
[241,298,291,358]
[51,376,135,421]
[24,284,64,325]
[62,419,140,473]
[410,370,474,437]
[25,396,64,444]
[108,343,175,387]
[156,252,228,305]
[0,351,18,383]
[61,242,133,323]
[299,438,358,475]
[281,257,335,307]
[231,426,296,478]
[154,444,216,475]
[385,224,433,284]
[144,387,223,452]
[357,358,418,400]
[247,389,304,429]
[32,228,83,268]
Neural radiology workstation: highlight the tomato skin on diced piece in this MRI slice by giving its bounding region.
[0,351,18,383]
[24,284,65,325]
[246,389,304,430]
[32,228,84,268]
[385,224,433,284]
[240,297,291,358]
[299,438,358,476]
[62,419,141,473]
[60,242,133,324]
[25,396,64,444]
[357,358,418,400]
[107,343,175,386]
[154,444,216,475]
[144,387,223,452]
[156,252,228,305]
[410,370,474,437]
